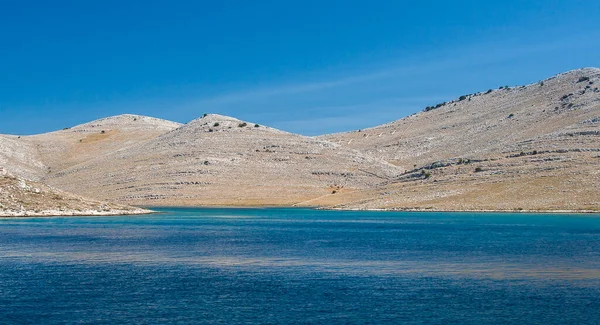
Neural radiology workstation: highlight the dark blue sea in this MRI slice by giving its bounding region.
[1,208,599,324]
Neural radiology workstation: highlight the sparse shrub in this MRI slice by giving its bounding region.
[424,172,431,179]
[539,81,544,86]
[561,94,572,100]
[208,128,213,132]
[474,167,483,173]
[459,95,467,101]
[577,76,590,83]
[485,89,493,94]
[203,113,208,117]
[238,122,247,127]
[254,124,259,128]
[508,113,514,118]
[213,122,220,127]
[532,150,538,155]
[101,130,105,134]
[331,190,337,194]
[426,102,446,111]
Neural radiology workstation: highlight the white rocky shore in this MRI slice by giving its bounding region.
[0,208,152,218]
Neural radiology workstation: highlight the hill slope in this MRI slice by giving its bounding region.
[1,69,598,212]
[317,68,600,211]
[42,114,402,206]
[0,114,182,181]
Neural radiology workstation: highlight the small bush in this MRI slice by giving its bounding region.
[577,76,590,83]
[254,124,259,128]
[213,122,220,127]
[561,94,573,100]
[101,130,105,134]
[539,81,544,86]
[485,89,492,94]
[474,167,483,173]
[459,95,467,101]
[238,122,247,127]
[508,113,514,118]
[203,113,208,117]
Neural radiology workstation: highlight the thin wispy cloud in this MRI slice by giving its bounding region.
[184,31,596,111]
[271,95,451,135]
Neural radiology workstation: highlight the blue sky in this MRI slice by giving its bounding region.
[1,0,599,135]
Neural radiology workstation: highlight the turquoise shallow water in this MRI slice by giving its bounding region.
[1,208,599,324]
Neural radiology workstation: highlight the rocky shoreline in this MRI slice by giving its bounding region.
[0,208,153,218]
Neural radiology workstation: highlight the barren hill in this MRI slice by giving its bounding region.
[42,114,401,206]
[0,114,182,181]
[0,168,149,217]
[1,68,598,213]
[317,68,600,211]
[30,114,182,176]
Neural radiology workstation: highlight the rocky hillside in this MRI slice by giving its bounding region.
[0,168,150,217]
[317,68,600,211]
[42,114,401,206]
[0,68,598,212]
[1,114,181,182]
